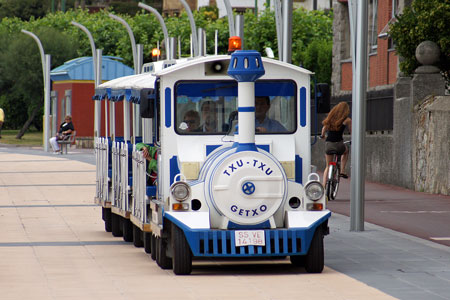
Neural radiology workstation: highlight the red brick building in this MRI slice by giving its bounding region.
[331,0,412,131]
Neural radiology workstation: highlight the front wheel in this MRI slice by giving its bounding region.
[305,226,324,273]
[171,225,192,275]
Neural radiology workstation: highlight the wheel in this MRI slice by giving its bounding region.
[156,236,172,269]
[143,232,152,254]
[290,255,306,267]
[150,233,157,260]
[111,213,122,237]
[133,225,143,247]
[305,226,324,273]
[171,225,192,275]
[325,165,334,200]
[103,207,112,232]
[331,177,340,200]
[122,218,133,242]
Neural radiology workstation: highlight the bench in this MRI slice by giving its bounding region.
[57,131,76,154]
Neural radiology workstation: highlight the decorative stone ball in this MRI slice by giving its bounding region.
[415,41,440,66]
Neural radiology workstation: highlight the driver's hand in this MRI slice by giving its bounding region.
[256,127,267,133]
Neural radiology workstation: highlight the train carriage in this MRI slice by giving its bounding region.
[95,50,330,275]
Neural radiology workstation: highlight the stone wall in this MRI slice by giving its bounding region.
[413,96,450,195]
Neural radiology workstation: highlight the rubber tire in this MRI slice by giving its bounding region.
[122,218,133,242]
[156,237,172,269]
[150,233,157,260]
[290,255,306,267]
[111,213,122,237]
[143,232,152,254]
[103,207,112,232]
[171,225,192,275]
[305,226,324,273]
[133,225,144,247]
[331,177,340,200]
[325,165,334,200]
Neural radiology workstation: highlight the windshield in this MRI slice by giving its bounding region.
[175,80,297,135]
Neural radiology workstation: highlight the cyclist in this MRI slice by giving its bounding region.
[320,101,352,187]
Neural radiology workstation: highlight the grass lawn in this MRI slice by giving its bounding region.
[0,129,43,147]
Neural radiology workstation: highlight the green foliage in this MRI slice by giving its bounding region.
[0,27,78,130]
[389,0,450,76]
[301,39,332,85]
[0,0,50,21]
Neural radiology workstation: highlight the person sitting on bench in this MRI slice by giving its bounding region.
[49,115,75,154]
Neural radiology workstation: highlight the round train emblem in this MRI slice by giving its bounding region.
[208,150,287,225]
[242,181,255,195]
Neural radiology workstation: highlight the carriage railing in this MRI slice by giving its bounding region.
[94,137,101,201]
[119,141,130,212]
[100,137,109,203]
[111,141,121,208]
[131,147,147,224]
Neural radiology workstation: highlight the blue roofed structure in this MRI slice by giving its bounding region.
[50,56,134,81]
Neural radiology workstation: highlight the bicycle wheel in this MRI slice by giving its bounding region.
[326,164,334,200]
[330,166,340,200]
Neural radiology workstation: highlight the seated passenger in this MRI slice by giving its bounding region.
[135,143,158,185]
[180,110,201,132]
[200,101,218,133]
[255,96,287,133]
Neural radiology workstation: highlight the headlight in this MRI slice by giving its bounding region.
[305,182,324,201]
[170,182,190,201]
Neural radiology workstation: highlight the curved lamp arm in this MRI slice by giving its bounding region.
[109,13,138,73]
[178,0,198,57]
[21,29,46,83]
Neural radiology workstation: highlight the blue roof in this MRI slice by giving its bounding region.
[50,56,134,81]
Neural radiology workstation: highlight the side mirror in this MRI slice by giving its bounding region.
[140,89,154,118]
[316,83,330,114]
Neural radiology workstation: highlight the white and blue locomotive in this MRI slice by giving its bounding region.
[96,50,329,275]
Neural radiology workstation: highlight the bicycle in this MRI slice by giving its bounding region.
[325,141,351,201]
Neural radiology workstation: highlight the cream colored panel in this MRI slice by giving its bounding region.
[280,161,295,179]
[181,162,200,180]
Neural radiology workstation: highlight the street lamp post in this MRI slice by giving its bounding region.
[71,21,102,138]
[109,13,140,142]
[21,29,51,152]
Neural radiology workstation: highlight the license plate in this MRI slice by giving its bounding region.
[234,230,265,247]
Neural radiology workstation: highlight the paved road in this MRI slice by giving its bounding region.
[327,177,450,247]
[1,145,449,300]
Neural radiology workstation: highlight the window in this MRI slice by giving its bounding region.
[369,0,378,52]
[174,80,297,135]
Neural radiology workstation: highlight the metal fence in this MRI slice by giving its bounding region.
[311,88,394,135]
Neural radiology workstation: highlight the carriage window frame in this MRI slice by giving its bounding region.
[173,79,298,136]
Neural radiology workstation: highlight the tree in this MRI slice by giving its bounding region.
[389,0,450,79]
[0,27,78,137]
[0,0,50,21]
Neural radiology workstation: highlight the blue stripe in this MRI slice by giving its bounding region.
[165,88,171,128]
[300,87,306,127]
[169,156,180,185]
[238,106,255,112]
[295,155,303,184]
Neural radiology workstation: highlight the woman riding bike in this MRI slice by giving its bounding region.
[320,101,352,188]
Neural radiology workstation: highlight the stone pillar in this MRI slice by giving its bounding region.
[411,41,446,105]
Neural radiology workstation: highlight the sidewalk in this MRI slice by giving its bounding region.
[0,145,449,300]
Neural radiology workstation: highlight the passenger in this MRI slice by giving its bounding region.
[135,143,158,185]
[255,96,287,133]
[320,101,352,186]
[49,115,75,154]
[182,110,201,132]
[200,101,218,133]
